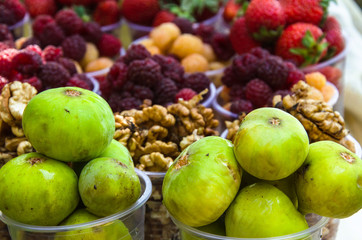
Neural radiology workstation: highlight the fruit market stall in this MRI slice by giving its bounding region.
[1,0,362,240]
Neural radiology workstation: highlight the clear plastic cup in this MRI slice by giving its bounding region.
[8,13,30,39]
[89,75,100,95]
[171,213,329,240]
[100,19,122,34]
[0,169,152,240]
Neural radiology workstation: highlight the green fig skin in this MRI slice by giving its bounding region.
[233,107,309,180]
[162,136,242,227]
[0,153,79,226]
[79,157,141,217]
[22,87,115,162]
[295,141,362,218]
[97,139,134,170]
[55,209,131,240]
[225,183,308,238]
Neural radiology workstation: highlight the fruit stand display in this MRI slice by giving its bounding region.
[0,0,362,240]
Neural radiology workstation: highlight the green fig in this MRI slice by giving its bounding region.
[162,136,242,227]
[295,141,362,218]
[79,157,141,217]
[97,139,134,169]
[22,87,115,162]
[0,153,79,226]
[55,209,131,240]
[233,107,309,180]
[225,183,308,238]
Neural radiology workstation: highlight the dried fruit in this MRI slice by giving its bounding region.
[170,34,204,59]
[181,53,209,73]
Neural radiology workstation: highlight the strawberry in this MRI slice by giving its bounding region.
[244,0,286,42]
[229,17,260,55]
[322,16,341,32]
[93,0,121,26]
[223,0,241,23]
[279,0,331,26]
[25,0,56,17]
[322,16,344,57]
[56,0,94,5]
[275,23,328,67]
[122,0,160,25]
[152,10,176,27]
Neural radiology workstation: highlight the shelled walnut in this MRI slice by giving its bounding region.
[113,91,219,172]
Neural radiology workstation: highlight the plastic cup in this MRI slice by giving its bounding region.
[100,19,122,34]
[171,213,329,240]
[88,75,100,95]
[0,169,152,240]
[8,13,30,39]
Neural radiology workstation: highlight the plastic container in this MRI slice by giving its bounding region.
[124,8,223,40]
[8,13,30,39]
[100,19,122,34]
[89,75,100,95]
[171,213,329,240]
[0,169,152,240]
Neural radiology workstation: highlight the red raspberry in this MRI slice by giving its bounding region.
[57,57,77,75]
[0,24,13,42]
[221,66,239,87]
[0,76,9,91]
[256,56,289,90]
[38,22,65,47]
[32,15,55,39]
[0,48,18,77]
[12,50,43,75]
[172,17,193,34]
[152,54,184,87]
[123,44,151,65]
[37,62,70,88]
[232,53,260,84]
[22,76,42,92]
[20,37,41,49]
[245,79,273,108]
[66,75,92,90]
[230,99,253,115]
[61,35,86,61]
[175,88,197,102]
[154,78,178,105]
[55,9,83,36]
[127,58,162,88]
[42,46,63,62]
[211,33,235,61]
[284,61,305,88]
[229,84,245,101]
[0,42,11,51]
[108,95,141,112]
[81,22,102,44]
[0,6,15,25]
[24,44,42,56]
[0,0,26,25]
[133,85,154,100]
[249,47,270,59]
[96,75,112,99]
[194,24,214,44]
[107,62,128,90]
[183,73,210,93]
[97,34,122,57]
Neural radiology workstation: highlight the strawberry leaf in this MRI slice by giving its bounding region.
[252,25,284,43]
[301,31,316,48]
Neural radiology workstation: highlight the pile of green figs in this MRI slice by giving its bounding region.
[0,87,140,239]
[162,107,362,239]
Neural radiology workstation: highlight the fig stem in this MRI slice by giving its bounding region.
[269,117,281,126]
[340,152,355,164]
[65,89,82,97]
[28,157,44,165]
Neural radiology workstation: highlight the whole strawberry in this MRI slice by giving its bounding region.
[122,0,160,25]
[279,0,331,26]
[24,0,56,17]
[93,0,121,26]
[230,17,260,55]
[245,0,286,42]
[223,0,241,23]
[323,16,345,57]
[275,23,328,67]
[152,10,176,27]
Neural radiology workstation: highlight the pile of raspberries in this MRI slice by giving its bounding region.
[100,44,212,113]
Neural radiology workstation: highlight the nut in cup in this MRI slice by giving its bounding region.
[0,169,152,240]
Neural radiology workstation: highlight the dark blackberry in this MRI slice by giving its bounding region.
[172,17,193,34]
[38,22,65,47]
[249,47,270,59]
[32,15,55,39]
[230,99,254,115]
[97,34,122,57]
[0,5,15,25]
[61,35,86,61]
[183,73,210,93]
[210,33,235,61]
[154,78,178,105]
[245,79,273,108]
[133,85,154,100]
[106,62,128,90]
[127,58,162,88]
[123,44,151,65]
[4,0,26,23]
[194,24,214,44]
[55,9,83,36]
[221,66,238,87]
[37,62,70,88]
[12,50,43,75]
[57,57,77,75]
[0,24,13,42]
[20,37,41,49]
[108,95,141,112]
[232,53,260,84]
[152,54,184,87]
[256,55,289,90]
[81,22,102,44]
[284,62,305,89]
[229,84,245,101]
[66,74,92,90]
